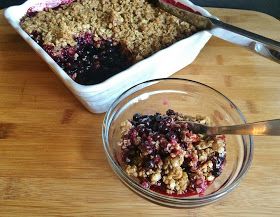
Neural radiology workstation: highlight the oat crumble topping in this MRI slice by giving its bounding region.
[21,0,195,61]
[119,109,226,196]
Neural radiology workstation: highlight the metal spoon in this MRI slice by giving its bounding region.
[178,119,280,136]
[156,0,280,64]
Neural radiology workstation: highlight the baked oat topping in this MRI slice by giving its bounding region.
[21,0,195,61]
[118,109,226,196]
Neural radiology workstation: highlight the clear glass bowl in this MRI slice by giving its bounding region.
[102,78,253,208]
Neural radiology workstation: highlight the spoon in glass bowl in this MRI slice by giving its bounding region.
[178,119,280,136]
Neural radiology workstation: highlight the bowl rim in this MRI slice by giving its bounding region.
[102,77,254,206]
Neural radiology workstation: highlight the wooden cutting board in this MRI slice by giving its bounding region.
[0,8,280,217]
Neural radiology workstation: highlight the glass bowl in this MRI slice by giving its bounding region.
[102,78,253,208]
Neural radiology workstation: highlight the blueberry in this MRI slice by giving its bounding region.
[143,160,155,169]
[166,132,177,141]
[154,113,162,122]
[140,117,153,127]
[125,145,134,152]
[161,117,171,125]
[158,124,169,134]
[123,147,140,165]
[166,109,176,116]
[123,151,134,164]
[211,154,225,177]
[212,169,221,177]
[152,123,159,131]
[158,149,169,158]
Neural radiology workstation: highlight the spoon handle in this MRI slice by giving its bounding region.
[158,0,280,64]
[209,18,280,64]
[209,119,280,136]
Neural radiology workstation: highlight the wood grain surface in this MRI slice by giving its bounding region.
[0,8,280,217]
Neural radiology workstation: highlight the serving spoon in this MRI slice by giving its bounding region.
[178,119,280,136]
[156,0,280,64]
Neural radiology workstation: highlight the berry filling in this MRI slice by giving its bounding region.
[118,109,226,197]
[30,31,133,85]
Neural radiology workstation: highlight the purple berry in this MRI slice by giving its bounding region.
[143,160,155,169]
[211,153,225,177]
[133,113,142,122]
[158,123,169,134]
[166,132,177,141]
[140,117,153,127]
[166,109,176,116]
[155,113,162,122]
[123,146,139,165]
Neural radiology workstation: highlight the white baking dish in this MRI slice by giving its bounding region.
[4,0,212,113]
